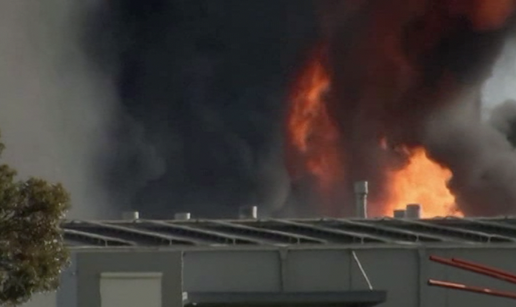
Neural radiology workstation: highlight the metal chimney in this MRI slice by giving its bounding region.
[353,181,368,218]
[405,204,422,219]
[174,212,191,220]
[239,206,258,219]
[122,211,139,220]
[393,209,406,218]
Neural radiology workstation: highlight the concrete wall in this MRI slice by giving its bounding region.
[183,246,516,307]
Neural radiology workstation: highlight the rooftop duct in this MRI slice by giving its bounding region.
[405,204,422,219]
[239,206,258,219]
[393,209,406,218]
[122,211,139,220]
[354,181,368,218]
[174,212,191,220]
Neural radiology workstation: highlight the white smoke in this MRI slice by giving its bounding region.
[0,1,117,218]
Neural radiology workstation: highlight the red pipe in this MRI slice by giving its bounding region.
[428,279,516,300]
[429,255,516,284]
[451,257,516,280]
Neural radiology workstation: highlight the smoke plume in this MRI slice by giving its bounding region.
[84,0,320,218]
[7,0,516,219]
[0,1,121,218]
[287,0,516,217]
[0,0,322,219]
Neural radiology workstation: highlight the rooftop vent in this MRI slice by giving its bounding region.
[174,212,191,220]
[405,204,422,219]
[354,181,368,218]
[393,209,406,218]
[122,211,139,220]
[239,206,258,219]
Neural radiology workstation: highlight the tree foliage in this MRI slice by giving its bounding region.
[0,133,70,305]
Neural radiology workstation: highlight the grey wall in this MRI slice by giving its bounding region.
[75,250,182,307]
[19,292,56,307]
[183,246,516,307]
[25,245,516,307]
[57,252,77,307]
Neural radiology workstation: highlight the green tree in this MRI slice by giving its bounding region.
[0,133,70,305]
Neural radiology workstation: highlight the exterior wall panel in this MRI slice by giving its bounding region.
[58,252,78,307]
[183,250,281,292]
[182,246,516,307]
[33,245,516,307]
[99,272,162,307]
[349,248,418,307]
[76,251,182,307]
[284,250,351,292]
[20,292,56,307]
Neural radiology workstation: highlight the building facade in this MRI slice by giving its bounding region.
[20,217,516,307]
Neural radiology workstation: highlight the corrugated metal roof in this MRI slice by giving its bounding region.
[61,217,516,247]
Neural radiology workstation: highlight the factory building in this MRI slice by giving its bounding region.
[18,213,516,307]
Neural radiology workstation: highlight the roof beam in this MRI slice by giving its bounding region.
[269,219,396,244]
[207,220,327,245]
[461,218,516,238]
[78,221,203,246]
[143,220,265,245]
[327,219,453,243]
[389,218,516,243]
[63,228,136,246]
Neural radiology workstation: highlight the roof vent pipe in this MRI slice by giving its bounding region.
[393,209,406,218]
[405,204,422,219]
[354,181,368,218]
[239,206,258,219]
[174,212,191,220]
[122,211,139,220]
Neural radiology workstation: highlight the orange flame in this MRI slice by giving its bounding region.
[384,146,462,217]
[286,48,464,218]
[286,48,341,194]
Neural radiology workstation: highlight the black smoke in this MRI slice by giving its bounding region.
[84,0,319,218]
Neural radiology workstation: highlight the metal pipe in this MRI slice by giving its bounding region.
[428,279,516,300]
[429,255,516,284]
[405,204,421,219]
[353,181,368,218]
[451,257,516,281]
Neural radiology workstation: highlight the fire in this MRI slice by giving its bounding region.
[285,0,516,218]
[286,47,341,194]
[286,47,463,218]
[384,146,462,218]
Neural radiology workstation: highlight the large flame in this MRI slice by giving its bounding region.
[287,50,462,217]
[383,146,461,217]
[286,0,516,218]
[286,48,341,194]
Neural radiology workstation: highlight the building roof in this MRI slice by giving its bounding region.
[61,217,516,248]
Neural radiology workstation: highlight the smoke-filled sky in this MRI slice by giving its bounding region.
[1,0,516,219]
